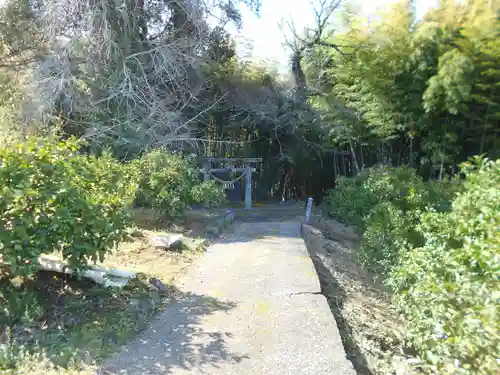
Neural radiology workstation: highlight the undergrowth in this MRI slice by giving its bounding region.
[0,271,174,373]
[0,137,225,372]
[324,158,499,374]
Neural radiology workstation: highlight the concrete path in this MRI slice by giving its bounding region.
[103,221,355,375]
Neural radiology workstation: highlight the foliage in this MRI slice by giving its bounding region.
[0,285,44,326]
[203,61,337,201]
[324,173,375,229]
[0,71,23,144]
[305,0,500,175]
[0,137,137,276]
[325,159,498,373]
[190,180,227,208]
[0,189,207,373]
[0,0,261,157]
[0,0,342,202]
[0,349,94,375]
[133,149,226,215]
[325,166,456,276]
[390,157,500,374]
[0,273,169,373]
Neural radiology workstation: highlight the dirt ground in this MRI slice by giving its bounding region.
[102,208,214,283]
[304,212,422,375]
[0,208,225,374]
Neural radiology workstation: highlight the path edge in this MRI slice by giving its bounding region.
[301,223,357,375]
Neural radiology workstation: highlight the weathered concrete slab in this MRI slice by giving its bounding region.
[102,222,355,375]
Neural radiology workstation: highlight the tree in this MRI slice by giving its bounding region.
[0,0,262,157]
[282,0,343,101]
[301,0,499,175]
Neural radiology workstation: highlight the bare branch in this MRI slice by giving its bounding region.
[283,0,342,54]
[20,0,247,155]
[281,0,344,100]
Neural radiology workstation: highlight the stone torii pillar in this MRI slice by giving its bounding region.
[244,165,252,210]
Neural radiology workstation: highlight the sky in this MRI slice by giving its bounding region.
[232,0,439,69]
[0,0,439,70]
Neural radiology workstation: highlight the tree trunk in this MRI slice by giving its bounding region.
[409,136,413,167]
[480,115,489,154]
[348,140,360,174]
[278,164,292,201]
[333,153,338,186]
[291,51,307,102]
[359,142,364,170]
[439,152,444,181]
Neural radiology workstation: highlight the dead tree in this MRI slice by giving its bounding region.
[282,0,343,102]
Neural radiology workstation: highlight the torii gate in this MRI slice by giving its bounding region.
[200,157,262,209]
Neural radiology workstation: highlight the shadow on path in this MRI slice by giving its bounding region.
[101,220,305,375]
[100,291,247,375]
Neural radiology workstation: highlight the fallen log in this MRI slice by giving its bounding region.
[38,255,136,288]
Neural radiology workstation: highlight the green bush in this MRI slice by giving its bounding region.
[324,173,375,228]
[390,157,500,374]
[327,160,499,373]
[134,149,225,215]
[325,166,456,275]
[190,180,227,208]
[0,137,137,276]
[360,202,415,275]
[0,286,44,326]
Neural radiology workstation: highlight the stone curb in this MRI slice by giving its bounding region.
[300,223,357,375]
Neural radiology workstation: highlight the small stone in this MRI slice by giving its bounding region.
[149,277,167,292]
[406,358,421,365]
[153,234,183,250]
[168,239,182,251]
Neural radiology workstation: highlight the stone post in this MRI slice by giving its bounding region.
[305,197,313,224]
[245,166,252,210]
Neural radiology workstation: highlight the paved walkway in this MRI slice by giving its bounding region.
[103,222,355,375]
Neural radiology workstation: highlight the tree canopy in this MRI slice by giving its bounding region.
[0,0,498,198]
[304,0,499,178]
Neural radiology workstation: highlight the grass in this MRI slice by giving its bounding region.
[1,273,172,369]
[0,208,214,374]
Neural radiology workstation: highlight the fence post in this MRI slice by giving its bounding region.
[305,197,313,224]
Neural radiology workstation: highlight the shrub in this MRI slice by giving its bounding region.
[134,149,225,215]
[390,157,500,374]
[324,173,374,228]
[0,137,136,276]
[190,180,227,207]
[325,166,456,275]
[360,202,415,276]
[0,286,44,326]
